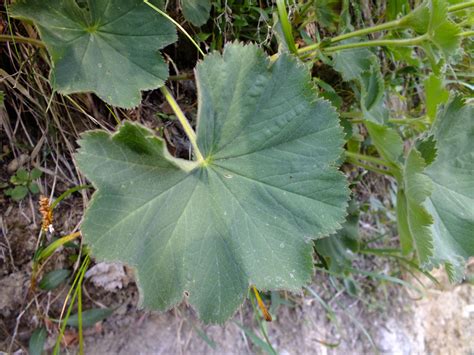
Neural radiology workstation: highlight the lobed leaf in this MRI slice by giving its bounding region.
[11,0,177,108]
[397,97,474,281]
[423,97,474,281]
[400,0,461,58]
[76,43,349,323]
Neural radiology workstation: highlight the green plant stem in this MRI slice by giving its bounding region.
[388,117,428,125]
[459,30,474,38]
[298,19,402,54]
[297,1,472,55]
[276,0,297,54]
[346,157,393,176]
[0,34,45,48]
[448,1,474,12]
[160,86,205,164]
[51,185,91,209]
[37,232,81,261]
[78,277,84,355]
[143,0,205,57]
[53,256,90,355]
[324,34,428,53]
[345,151,391,168]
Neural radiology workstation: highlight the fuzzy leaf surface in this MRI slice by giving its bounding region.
[76,44,348,323]
[331,45,377,82]
[424,74,449,122]
[11,0,176,108]
[423,97,474,281]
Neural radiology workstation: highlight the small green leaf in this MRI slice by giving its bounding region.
[39,269,71,290]
[30,167,43,180]
[424,74,449,122]
[181,0,211,27]
[399,1,431,34]
[7,185,29,200]
[365,121,403,165]
[396,189,413,254]
[16,167,29,181]
[315,199,360,273]
[11,0,177,108]
[360,63,388,124]
[29,327,47,355]
[400,0,461,59]
[313,0,342,31]
[66,308,113,327]
[429,0,461,56]
[416,135,437,166]
[331,43,377,82]
[360,64,384,112]
[76,43,349,323]
[29,183,40,194]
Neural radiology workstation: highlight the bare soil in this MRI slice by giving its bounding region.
[1,199,472,354]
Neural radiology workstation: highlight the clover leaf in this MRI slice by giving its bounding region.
[76,43,349,323]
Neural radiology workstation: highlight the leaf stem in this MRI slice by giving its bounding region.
[276,0,297,54]
[324,34,428,53]
[143,0,205,57]
[0,34,45,48]
[297,19,402,54]
[345,152,394,176]
[297,1,471,55]
[345,151,391,167]
[160,86,205,164]
[459,30,474,38]
[448,1,474,12]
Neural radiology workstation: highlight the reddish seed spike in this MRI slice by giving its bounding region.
[252,286,272,322]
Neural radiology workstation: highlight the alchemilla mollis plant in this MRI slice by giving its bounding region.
[8,0,474,323]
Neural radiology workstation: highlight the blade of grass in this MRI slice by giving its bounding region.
[276,0,297,54]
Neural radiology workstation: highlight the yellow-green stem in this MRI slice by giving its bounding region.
[324,34,428,53]
[160,86,205,164]
[0,34,45,48]
[448,1,474,12]
[143,0,205,57]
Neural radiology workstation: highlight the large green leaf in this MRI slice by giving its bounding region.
[11,0,176,108]
[397,98,474,281]
[181,0,212,27]
[423,97,474,281]
[76,44,349,323]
